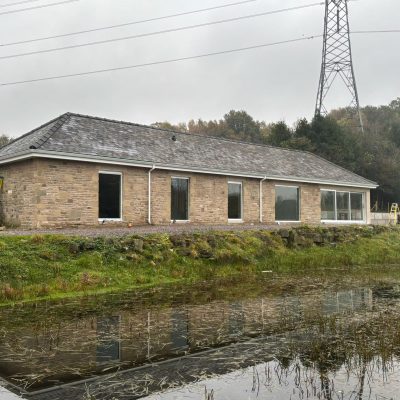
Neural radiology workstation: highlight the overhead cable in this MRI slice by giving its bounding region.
[0,2,324,59]
[0,0,78,15]
[0,35,321,87]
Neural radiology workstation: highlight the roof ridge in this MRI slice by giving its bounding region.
[0,113,69,152]
[29,113,71,150]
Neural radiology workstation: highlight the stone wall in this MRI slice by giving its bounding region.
[370,212,393,226]
[0,160,36,227]
[0,158,371,228]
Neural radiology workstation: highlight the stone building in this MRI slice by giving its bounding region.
[0,113,377,228]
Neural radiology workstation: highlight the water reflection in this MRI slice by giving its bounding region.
[146,357,400,400]
[0,280,398,399]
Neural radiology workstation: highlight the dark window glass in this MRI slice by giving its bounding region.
[321,191,335,220]
[351,192,364,221]
[99,174,121,219]
[228,182,242,219]
[171,178,189,220]
[336,192,350,220]
[275,186,299,221]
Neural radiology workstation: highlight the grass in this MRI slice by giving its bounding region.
[0,226,400,305]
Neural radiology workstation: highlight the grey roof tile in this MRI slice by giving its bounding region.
[0,113,377,187]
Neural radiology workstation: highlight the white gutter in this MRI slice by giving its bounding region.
[0,150,379,189]
[259,176,267,223]
[148,165,156,225]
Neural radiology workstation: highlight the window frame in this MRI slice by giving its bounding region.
[275,185,301,223]
[98,171,123,222]
[228,181,243,223]
[170,176,190,223]
[321,189,366,224]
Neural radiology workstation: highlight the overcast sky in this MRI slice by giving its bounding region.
[0,0,398,138]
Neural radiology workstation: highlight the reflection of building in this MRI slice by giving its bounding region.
[96,316,121,363]
[322,288,373,314]
[0,288,375,389]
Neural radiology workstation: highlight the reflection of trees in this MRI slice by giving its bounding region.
[266,354,394,400]
[270,318,400,400]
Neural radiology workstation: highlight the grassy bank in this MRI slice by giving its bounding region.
[0,226,400,305]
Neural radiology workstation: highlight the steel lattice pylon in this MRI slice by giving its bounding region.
[315,0,363,131]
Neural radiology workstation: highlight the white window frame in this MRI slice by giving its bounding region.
[228,181,243,223]
[275,185,301,223]
[98,171,123,222]
[170,176,190,223]
[321,189,366,224]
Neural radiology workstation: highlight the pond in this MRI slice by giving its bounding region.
[1,268,400,399]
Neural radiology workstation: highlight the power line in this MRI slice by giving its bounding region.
[0,0,45,8]
[0,35,321,87]
[0,0,78,15]
[0,0,261,46]
[0,28,397,87]
[352,29,400,34]
[0,2,324,60]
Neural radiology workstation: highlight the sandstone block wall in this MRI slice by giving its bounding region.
[0,158,371,228]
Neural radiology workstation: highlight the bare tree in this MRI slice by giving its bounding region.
[0,134,11,148]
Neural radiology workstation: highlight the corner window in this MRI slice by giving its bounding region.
[171,177,189,221]
[99,173,122,220]
[228,182,242,220]
[321,190,365,222]
[275,186,300,221]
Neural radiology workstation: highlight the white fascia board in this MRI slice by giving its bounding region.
[0,150,379,189]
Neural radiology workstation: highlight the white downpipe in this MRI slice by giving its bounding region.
[259,177,267,223]
[148,165,156,224]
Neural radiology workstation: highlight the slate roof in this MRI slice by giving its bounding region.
[0,112,377,188]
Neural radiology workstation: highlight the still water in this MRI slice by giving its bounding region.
[1,271,400,399]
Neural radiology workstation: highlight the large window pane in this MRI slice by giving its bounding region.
[321,191,335,220]
[275,186,300,221]
[228,182,242,220]
[336,192,350,221]
[171,178,189,220]
[99,173,121,219]
[351,192,364,221]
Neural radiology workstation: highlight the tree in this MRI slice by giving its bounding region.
[151,122,187,132]
[266,121,292,147]
[223,110,262,142]
[0,134,11,148]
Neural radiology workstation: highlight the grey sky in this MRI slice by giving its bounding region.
[0,0,399,138]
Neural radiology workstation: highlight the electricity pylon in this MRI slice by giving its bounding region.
[315,0,364,132]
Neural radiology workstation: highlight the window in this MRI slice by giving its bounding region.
[275,186,300,221]
[228,182,242,220]
[321,190,365,222]
[351,192,364,221]
[171,177,189,221]
[336,192,350,221]
[99,173,121,220]
[321,190,335,220]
